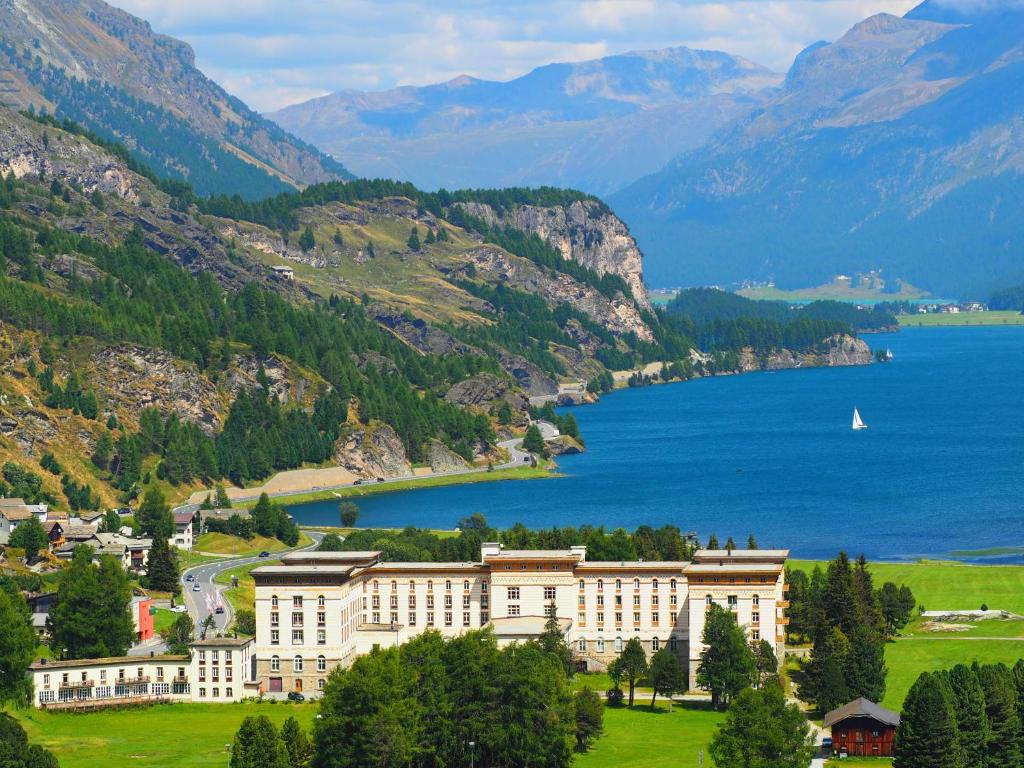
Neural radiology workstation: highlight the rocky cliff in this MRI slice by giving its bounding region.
[736,334,873,372]
[456,200,652,310]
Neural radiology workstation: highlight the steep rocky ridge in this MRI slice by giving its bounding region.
[269,45,782,195]
[612,5,1024,296]
[0,0,350,196]
[454,199,651,310]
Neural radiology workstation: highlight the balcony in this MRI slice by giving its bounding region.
[172,675,188,684]
[119,676,151,685]
[59,679,94,689]
[778,600,790,609]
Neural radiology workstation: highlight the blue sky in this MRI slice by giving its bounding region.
[115,0,920,112]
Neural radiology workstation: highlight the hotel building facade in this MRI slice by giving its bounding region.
[251,544,788,695]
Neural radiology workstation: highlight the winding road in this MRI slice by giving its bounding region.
[180,531,324,633]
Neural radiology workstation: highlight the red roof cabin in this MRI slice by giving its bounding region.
[823,697,900,758]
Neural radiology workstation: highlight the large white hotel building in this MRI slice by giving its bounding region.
[250,544,789,695]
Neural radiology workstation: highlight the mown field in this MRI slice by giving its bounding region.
[793,559,1024,713]
[193,531,309,556]
[574,702,724,768]
[898,310,1024,327]
[11,701,317,768]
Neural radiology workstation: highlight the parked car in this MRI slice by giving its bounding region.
[287,691,305,702]
[259,551,270,558]
[170,604,187,614]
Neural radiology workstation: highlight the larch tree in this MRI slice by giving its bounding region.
[611,637,649,707]
[648,647,686,709]
[231,715,290,768]
[0,588,36,705]
[976,663,1022,768]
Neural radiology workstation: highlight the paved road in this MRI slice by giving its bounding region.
[180,531,324,634]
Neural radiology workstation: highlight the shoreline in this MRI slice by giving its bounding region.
[225,462,560,509]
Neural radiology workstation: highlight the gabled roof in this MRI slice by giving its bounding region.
[0,506,33,521]
[823,698,900,728]
[0,498,27,506]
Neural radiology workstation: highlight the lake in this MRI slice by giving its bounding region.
[286,327,1024,562]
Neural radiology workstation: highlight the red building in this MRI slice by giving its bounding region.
[133,596,155,642]
[824,698,900,757]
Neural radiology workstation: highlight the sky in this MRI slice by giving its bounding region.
[114,0,921,113]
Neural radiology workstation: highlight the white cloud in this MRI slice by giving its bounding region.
[111,0,919,111]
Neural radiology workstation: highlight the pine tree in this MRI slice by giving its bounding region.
[280,716,312,768]
[147,536,179,593]
[407,226,421,251]
[332,228,343,247]
[522,424,545,455]
[215,484,232,508]
[747,533,758,549]
[538,601,572,675]
[894,672,963,768]
[977,663,1022,768]
[709,681,815,768]
[574,687,604,751]
[93,430,114,469]
[611,637,648,707]
[48,546,134,659]
[707,533,720,549]
[696,603,754,709]
[231,715,289,768]
[946,664,990,768]
[0,589,36,705]
[298,225,315,252]
[137,487,173,539]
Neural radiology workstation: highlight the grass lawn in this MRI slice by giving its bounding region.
[898,310,1024,327]
[571,672,654,696]
[904,615,1024,638]
[576,702,724,768]
[214,559,280,613]
[882,638,1024,710]
[152,607,177,633]
[789,559,1024,615]
[827,759,893,766]
[193,532,309,556]
[11,701,317,768]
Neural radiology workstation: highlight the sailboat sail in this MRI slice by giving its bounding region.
[852,407,867,430]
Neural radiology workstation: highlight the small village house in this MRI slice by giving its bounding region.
[823,698,900,758]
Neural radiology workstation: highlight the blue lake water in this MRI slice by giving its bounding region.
[287,327,1024,561]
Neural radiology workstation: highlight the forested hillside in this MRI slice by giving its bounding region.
[0,0,351,198]
[0,106,874,511]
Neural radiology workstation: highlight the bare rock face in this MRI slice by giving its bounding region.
[496,353,558,398]
[545,435,584,455]
[444,373,529,412]
[369,306,482,357]
[227,353,315,406]
[736,334,873,371]
[335,423,411,479]
[465,245,654,342]
[90,345,224,433]
[456,200,651,310]
[427,440,471,473]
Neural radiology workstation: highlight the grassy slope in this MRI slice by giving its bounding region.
[576,703,724,768]
[214,559,280,614]
[193,532,297,556]
[12,702,317,768]
[898,311,1024,327]
[793,559,1024,712]
[789,560,1024,614]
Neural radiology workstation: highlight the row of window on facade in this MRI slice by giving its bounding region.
[41,666,187,688]
[269,655,329,674]
[38,681,189,703]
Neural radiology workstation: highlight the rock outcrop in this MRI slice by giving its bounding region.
[335,423,411,479]
[456,200,651,310]
[736,334,873,371]
[545,435,584,456]
[427,440,471,473]
[444,374,529,412]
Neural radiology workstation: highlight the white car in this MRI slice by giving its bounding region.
[170,604,187,614]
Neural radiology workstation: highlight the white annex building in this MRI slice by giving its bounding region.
[251,544,789,695]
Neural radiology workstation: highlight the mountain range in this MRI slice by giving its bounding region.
[611,0,1024,296]
[0,0,351,198]
[268,47,783,196]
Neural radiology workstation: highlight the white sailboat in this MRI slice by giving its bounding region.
[852,407,868,431]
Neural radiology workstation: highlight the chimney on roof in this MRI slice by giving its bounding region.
[480,542,501,562]
[569,545,587,562]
